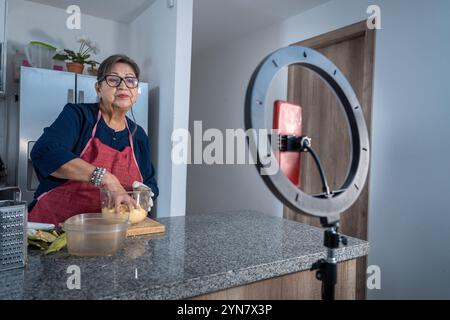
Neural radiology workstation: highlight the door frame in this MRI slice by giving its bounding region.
[290,20,376,134]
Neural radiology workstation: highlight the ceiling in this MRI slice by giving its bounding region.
[26,0,156,23]
[27,0,330,54]
[193,0,331,54]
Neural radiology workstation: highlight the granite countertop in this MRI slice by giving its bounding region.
[0,210,369,300]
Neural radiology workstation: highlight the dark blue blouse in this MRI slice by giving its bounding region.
[30,103,159,207]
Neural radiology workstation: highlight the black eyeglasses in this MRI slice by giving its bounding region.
[100,75,139,89]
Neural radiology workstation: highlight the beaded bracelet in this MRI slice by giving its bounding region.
[90,167,106,187]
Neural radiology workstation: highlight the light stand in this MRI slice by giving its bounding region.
[245,46,371,301]
[313,221,348,300]
[280,134,348,300]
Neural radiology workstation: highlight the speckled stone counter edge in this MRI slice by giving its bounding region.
[106,242,369,300]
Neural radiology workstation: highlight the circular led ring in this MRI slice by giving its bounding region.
[244,46,370,222]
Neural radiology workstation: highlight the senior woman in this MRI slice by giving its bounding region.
[28,54,159,225]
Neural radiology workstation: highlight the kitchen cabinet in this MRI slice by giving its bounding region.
[18,67,149,204]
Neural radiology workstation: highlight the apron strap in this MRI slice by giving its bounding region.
[81,108,143,182]
[80,110,102,156]
[125,117,144,182]
[91,110,103,139]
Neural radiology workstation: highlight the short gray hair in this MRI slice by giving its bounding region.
[97,54,140,81]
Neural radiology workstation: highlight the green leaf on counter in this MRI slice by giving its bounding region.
[44,233,67,255]
[35,230,57,243]
[28,240,49,251]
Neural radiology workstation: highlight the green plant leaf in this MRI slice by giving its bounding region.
[64,49,76,56]
[53,53,68,61]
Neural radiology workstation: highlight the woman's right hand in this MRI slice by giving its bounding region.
[102,172,136,212]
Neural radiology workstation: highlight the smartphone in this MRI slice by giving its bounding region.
[273,100,302,187]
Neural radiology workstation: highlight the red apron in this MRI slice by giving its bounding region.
[28,111,143,225]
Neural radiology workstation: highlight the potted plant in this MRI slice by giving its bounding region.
[87,60,100,76]
[53,36,100,74]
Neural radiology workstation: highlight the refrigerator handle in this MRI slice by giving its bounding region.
[78,90,85,103]
[67,89,74,103]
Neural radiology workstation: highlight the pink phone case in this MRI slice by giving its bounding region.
[273,100,302,187]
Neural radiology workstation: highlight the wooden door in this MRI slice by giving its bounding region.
[284,21,375,299]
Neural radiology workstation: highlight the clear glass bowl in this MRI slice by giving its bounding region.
[63,213,129,256]
[100,189,150,224]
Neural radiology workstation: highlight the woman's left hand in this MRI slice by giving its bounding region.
[102,172,137,212]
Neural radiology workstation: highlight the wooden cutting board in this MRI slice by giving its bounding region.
[126,217,166,237]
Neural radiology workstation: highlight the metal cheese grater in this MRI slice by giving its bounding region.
[0,187,27,271]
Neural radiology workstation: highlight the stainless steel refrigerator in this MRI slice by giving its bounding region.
[18,66,149,204]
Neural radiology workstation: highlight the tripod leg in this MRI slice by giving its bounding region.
[312,224,346,301]
[321,260,337,300]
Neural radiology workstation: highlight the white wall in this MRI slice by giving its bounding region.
[7,0,130,61]
[2,0,129,186]
[188,24,286,217]
[171,0,193,217]
[189,0,450,299]
[130,0,193,217]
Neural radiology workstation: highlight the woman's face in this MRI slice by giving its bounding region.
[97,62,139,113]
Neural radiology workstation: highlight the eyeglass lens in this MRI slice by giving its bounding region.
[105,75,139,88]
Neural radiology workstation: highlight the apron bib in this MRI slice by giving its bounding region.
[28,111,143,225]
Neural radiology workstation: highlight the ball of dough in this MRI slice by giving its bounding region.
[128,207,147,224]
[101,206,147,224]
